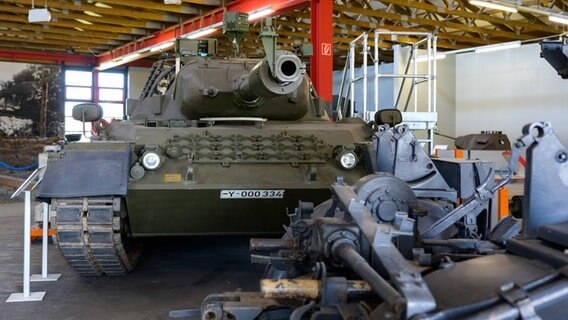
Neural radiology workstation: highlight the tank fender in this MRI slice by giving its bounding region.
[37,144,131,200]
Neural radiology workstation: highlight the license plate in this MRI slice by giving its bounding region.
[220,189,285,199]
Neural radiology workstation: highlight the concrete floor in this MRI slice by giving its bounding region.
[0,202,260,320]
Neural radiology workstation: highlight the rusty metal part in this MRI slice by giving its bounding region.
[260,278,371,300]
[250,238,295,252]
[261,279,320,300]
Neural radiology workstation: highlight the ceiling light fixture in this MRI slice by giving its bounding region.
[124,53,141,60]
[73,27,85,32]
[184,27,217,39]
[548,15,568,25]
[74,18,93,25]
[469,0,517,13]
[28,8,51,22]
[475,40,521,53]
[248,6,274,21]
[150,41,174,52]
[84,11,103,17]
[28,0,51,23]
[94,2,112,9]
[100,52,141,70]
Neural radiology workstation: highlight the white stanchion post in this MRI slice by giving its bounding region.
[31,202,61,282]
[6,191,46,302]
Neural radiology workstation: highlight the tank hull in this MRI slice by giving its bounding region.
[126,188,330,236]
[123,121,370,236]
[39,34,375,276]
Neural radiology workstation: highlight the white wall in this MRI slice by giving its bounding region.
[435,55,456,146]
[332,63,395,113]
[455,43,568,166]
[127,67,151,99]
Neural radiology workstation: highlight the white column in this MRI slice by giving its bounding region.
[6,191,46,302]
[31,202,61,282]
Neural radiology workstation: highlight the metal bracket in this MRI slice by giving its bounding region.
[421,166,495,239]
[260,18,278,78]
[498,283,541,320]
[11,165,46,199]
[333,184,437,316]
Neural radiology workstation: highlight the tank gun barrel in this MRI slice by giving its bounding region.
[235,51,305,107]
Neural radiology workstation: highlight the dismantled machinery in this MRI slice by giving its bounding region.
[180,121,568,320]
[36,14,373,276]
[541,36,568,79]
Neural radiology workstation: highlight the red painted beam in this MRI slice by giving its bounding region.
[0,49,95,66]
[96,0,309,67]
[310,0,333,102]
[93,70,100,103]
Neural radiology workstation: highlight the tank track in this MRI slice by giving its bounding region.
[53,197,141,276]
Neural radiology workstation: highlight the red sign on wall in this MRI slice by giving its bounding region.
[321,43,332,56]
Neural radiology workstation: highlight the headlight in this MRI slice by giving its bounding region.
[141,151,162,170]
[338,151,358,170]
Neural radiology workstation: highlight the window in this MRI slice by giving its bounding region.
[66,70,93,87]
[99,88,124,102]
[66,87,92,100]
[99,103,124,118]
[98,72,124,88]
[64,69,126,138]
[64,70,93,137]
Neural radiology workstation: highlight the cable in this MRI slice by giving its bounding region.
[0,162,38,171]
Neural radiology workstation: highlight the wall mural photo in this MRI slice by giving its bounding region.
[0,62,62,137]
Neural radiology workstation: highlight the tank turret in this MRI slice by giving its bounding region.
[129,15,311,122]
[177,16,308,120]
[234,50,304,106]
[224,11,305,103]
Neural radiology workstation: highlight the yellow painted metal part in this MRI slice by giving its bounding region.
[163,173,182,183]
[260,279,372,299]
[260,279,321,299]
[498,187,510,220]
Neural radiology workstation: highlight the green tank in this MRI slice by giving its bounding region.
[38,14,373,276]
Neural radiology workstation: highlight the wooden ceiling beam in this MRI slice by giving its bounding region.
[0,4,162,30]
[0,35,111,51]
[335,3,534,40]
[181,0,221,5]
[516,0,552,25]
[284,11,499,46]
[275,18,466,49]
[0,47,97,66]
[0,21,130,41]
[0,42,94,54]
[2,0,180,23]
[381,0,560,33]
[0,13,147,36]
[249,27,393,49]
[239,38,363,52]
[0,29,120,46]
[91,0,200,15]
